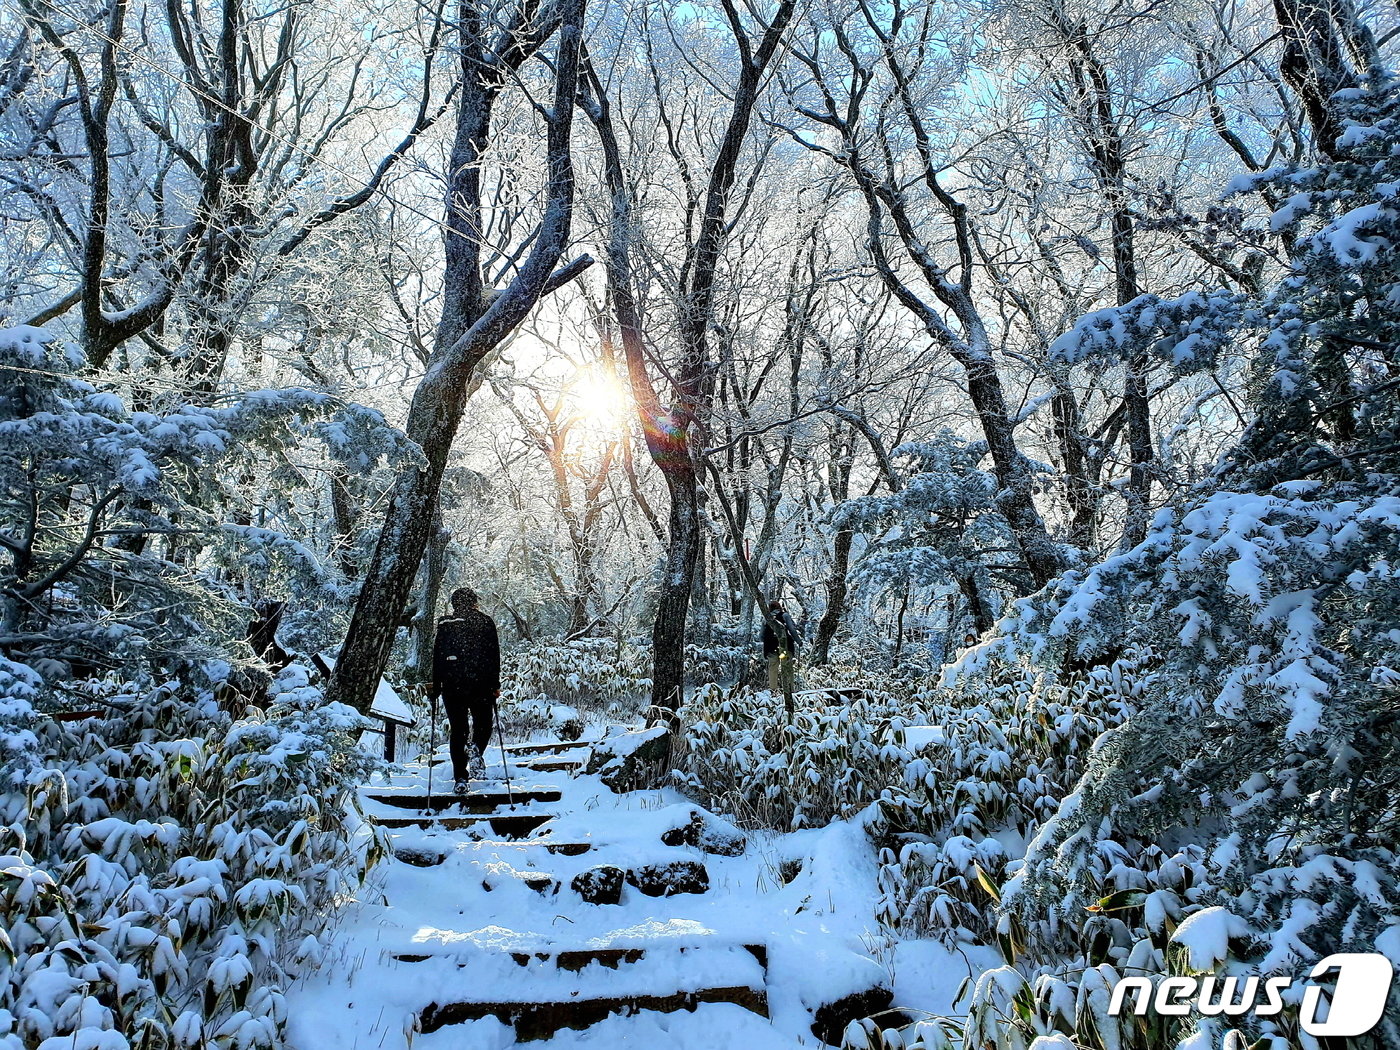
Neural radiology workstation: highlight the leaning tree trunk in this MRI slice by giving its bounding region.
[328,354,499,707]
[408,506,450,683]
[327,0,589,713]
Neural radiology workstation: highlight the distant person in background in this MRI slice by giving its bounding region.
[762,597,800,695]
[431,586,501,792]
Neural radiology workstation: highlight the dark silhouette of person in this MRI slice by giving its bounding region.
[762,597,800,694]
[431,586,501,790]
[247,600,292,671]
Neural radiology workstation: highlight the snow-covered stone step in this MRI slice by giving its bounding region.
[371,812,553,837]
[505,740,591,756]
[521,839,593,856]
[430,753,586,772]
[392,839,591,867]
[513,756,586,773]
[419,985,771,1040]
[365,787,563,810]
[409,943,769,1039]
[396,943,767,972]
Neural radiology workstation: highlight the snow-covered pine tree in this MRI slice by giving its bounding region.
[957,73,1400,1050]
[838,431,1022,643]
[0,325,406,677]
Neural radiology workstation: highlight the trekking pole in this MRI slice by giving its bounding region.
[493,694,515,810]
[426,689,438,814]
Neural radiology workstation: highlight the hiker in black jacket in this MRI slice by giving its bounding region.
[761,597,800,695]
[431,586,501,792]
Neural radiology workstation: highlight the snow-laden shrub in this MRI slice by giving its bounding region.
[683,641,752,687]
[0,660,387,1049]
[500,637,650,726]
[674,662,1140,945]
[841,1016,964,1050]
[954,79,1400,1050]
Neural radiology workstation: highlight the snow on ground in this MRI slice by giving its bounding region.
[285,730,990,1049]
[411,1003,810,1050]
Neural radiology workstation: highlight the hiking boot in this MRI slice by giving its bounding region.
[469,746,486,779]
[454,779,470,795]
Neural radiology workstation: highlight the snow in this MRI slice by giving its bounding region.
[1375,924,1400,967]
[283,737,987,1049]
[901,726,946,751]
[1271,192,1314,231]
[891,938,1001,1019]
[35,1032,131,1050]
[1313,200,1391,263]
[371,680,414,726]
[313,652,414,725]
[1170,906,1249,973]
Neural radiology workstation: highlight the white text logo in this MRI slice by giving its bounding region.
[1107,953,1394,1036]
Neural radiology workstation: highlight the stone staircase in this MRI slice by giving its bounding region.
[288,731,903,1049]
[407,942,770,1038]
[324,736,789,1045]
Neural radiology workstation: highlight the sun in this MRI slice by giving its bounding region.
[568,366,631,436]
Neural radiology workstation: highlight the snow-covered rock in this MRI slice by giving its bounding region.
[626,859,710,897]
[571,865,625,905]
[659,806,747,856]
[586,726,669,792]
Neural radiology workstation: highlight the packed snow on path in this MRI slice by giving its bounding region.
[283,731,998,1048]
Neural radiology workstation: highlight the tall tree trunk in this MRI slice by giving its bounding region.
[329,473,359,577]
[579,0,795,712]
[811,420,856,666]
[1050,6,1152,547]
[1107,145,1151,549]
[408,506,449,683]
[892,580,910,664]
[965,359,1065,586]
[689,489,714,648]
[327,0,590,713]
[652,469,702,706]
[811,525,853,665]
[1051,385,1097,551]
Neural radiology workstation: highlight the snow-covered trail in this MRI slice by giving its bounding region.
[285,730,984,1049]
